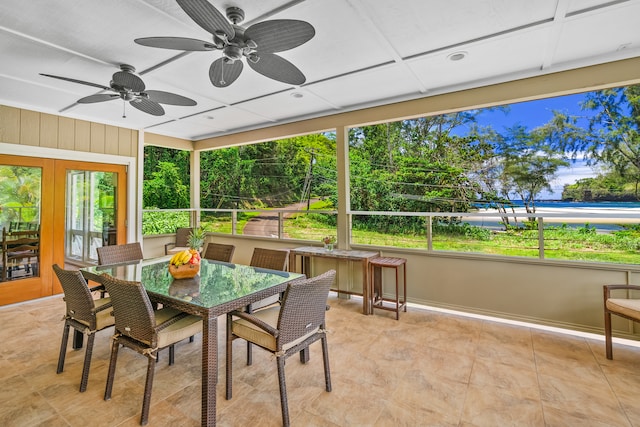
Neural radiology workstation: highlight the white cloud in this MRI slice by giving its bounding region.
[543,159,597,199]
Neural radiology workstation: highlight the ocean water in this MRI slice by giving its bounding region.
[474,200,640,210]
[468,200,640,231]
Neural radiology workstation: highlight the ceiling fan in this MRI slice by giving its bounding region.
[40,64,197,117]
[135,0,315,88]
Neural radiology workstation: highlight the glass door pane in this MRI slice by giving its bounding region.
[65,170,117,264]
[0,165,41,282]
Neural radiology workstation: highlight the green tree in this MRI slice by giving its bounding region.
[545,85,640,199]
[199,134,335,209]
[0,166,42,224]
[499,125,568,214]
[144,146,189,181]
[143,161,189,209]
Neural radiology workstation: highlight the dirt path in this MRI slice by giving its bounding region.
[242,199,318,237]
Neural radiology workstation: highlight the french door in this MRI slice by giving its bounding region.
[0,155,127,305]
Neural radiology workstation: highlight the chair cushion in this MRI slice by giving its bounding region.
[607,298,640,321]
[167,246,189,255]
[250,295,280,311]
[74,297,114,331]
[232,306,319,352]
[94,297,115,330]
[155,308,202,349]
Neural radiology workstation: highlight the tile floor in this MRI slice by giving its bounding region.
[1,293,640,426]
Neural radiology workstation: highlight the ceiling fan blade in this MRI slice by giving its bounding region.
[134,36,216,51]
[245,20,315,53]
[176,0,235,39]
[130,98,165,116]
[77,94,119,104]
[40,73,110,91]
[209,58,243,88]
[248,53,306,85]
[145,90,197,106]
[112,71,145,92]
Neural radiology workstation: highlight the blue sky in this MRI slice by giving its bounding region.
[472,92,597,199]
[475,93,589,132]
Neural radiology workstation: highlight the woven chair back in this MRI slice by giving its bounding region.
[276,270,335,349]
[101,274,157,346]
[97,242,143,265]
[202,243,235,262]
[53,264,97,328]
[174,228,193,247]
[250,248,289,271]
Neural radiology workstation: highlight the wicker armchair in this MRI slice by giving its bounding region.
[96,242,143,265]
[53,264,114,392]
[101,274,202,426]
[164,227,193,255]
[604,284,640,359]
[202,242,235,262]
[245,247,290,364]
[226,269,335,427]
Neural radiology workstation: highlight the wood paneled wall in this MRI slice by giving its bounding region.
[0,105,138,157]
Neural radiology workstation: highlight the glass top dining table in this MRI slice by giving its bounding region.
[81,255,305,427]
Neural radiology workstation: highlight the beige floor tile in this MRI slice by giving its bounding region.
[469,358,540,400]
[2,294,640,426]
[539,373,630,426]
[543,405,631,427]
[459,383,544,426]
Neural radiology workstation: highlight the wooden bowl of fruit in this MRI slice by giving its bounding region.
[169,249,201,279]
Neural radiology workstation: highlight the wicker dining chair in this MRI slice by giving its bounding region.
[245,247,290,364]
[53,264,115,392]
[164,227,193,255]
[202,242,235,262]
[96,242,143,265]
[101,274,202,426]
[226,269,335,427]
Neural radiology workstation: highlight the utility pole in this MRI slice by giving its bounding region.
[300,149,315,211]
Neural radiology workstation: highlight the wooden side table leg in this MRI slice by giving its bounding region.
[403,263,407,312]
[394,265,400,320]
[362,259,370,315]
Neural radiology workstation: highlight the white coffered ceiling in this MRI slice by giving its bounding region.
[1,0,639,141]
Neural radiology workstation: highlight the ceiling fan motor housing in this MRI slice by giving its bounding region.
[226,7,245,24]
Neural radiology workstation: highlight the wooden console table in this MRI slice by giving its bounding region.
[289,246,380,314]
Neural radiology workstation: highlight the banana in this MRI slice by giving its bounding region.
[170,249,194,266]
[173,252,182,265]
[170,252,180,265]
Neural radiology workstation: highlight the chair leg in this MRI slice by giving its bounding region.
[169,344,175,366]
[79,333,96,392]
[276,356,290,427]
[57,323,70,374]
[246,305,253,366]
[104,340,120,401]
[140,354,156,426]
[321,334,332,392]
[605,310,613,360]
[299,347,310,363]
[226,314,233,400]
